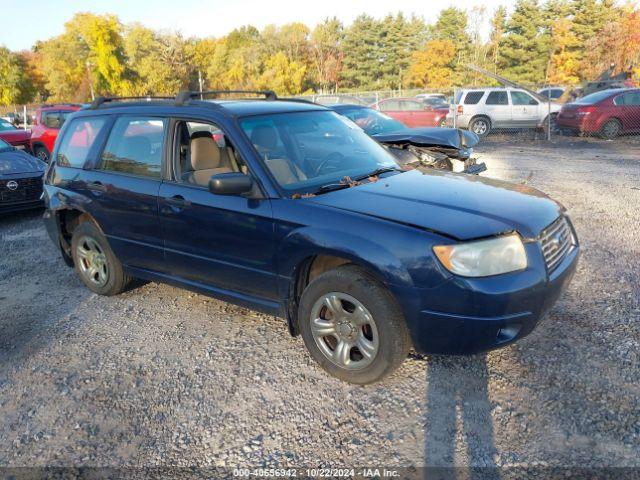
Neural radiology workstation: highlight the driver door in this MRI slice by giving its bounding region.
[510,91,541,127]
[158,119,278,302]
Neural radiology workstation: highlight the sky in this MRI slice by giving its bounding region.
[1,0,511,51]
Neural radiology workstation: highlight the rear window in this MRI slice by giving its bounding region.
[464,91,484,105]
[99,117,166,178]
[56,117,107,168]
[575,90,617,105]
[42,111,73,129]
[486,91,508,105]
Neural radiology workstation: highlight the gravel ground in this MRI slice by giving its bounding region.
[0,138,639,474]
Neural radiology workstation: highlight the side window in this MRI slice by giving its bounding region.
[402,101,423,111]
[616,93,640,106]
[100,117,166,178]
[486,92,509,105]
[464,91,485,105]
[43,111,63,129]
[511,91,538,105]
[56,117,107,168]
[175,121,247,187]
[380,100,400,111]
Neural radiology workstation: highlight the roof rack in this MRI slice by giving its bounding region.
[175,90,278,105]
[89,96,174,110]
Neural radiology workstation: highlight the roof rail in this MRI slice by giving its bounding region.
[89,96,174,110]
[175,90,278,105]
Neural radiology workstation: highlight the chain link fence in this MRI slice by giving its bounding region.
[295,85,640,145]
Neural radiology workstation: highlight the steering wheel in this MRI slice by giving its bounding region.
[314,152,346,176]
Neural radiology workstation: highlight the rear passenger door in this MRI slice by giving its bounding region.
[84,116,166,271]
[484,91,511,128]
[616,92,640,132]
[158,119,278,302]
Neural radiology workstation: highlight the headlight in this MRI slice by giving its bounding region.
[433,234,527,277]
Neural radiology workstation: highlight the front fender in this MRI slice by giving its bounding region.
[277,226,415,291]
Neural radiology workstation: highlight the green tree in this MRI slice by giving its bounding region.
[488,6,508,74]
[0,47,34,105]
[499,0,549,84]
[341,15,384,90]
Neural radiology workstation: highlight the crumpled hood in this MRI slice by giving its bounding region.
[308,169,561,240]
[0,149,46,175]
[373,127,479,159]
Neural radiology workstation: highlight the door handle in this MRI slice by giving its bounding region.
[165,195,190,210]
[87,181,106,193]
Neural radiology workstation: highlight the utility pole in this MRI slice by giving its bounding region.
[198,70,204,100]
[86,61,95,101]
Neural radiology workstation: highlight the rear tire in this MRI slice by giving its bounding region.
[600,119,622,139]
[298,265,411,384]
[71,221,131,296]
[34,146,50,163]
[469,117,491,137]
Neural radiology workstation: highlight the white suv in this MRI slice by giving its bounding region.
[448,87,562,136]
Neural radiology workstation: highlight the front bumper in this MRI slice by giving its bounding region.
[395,241,579,355]
[0,199,44,214]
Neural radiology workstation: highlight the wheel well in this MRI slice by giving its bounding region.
[58,210,98,257]
[31,141,48,152]
[602,117,622,127]
[470,115,491,126]
[286,254,353,336]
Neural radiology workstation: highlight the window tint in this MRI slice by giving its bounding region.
[100,117,166,178]
[464,91,484,105]
[511,91,538,105]
[486,91,509,105]
[56,117,107,168]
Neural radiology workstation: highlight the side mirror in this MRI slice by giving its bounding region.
[209,172,253,196]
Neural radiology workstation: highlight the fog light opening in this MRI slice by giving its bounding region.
[496,324,522,344]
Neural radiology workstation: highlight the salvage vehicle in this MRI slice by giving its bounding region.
[43,91,579,384]
[0,119,31,152]
[330,104,485,174]
[0,138,45,214]
[557,88,640,139]
[30,104,81,162]
[371,97,449,128]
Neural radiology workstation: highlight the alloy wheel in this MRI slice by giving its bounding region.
[76,236,109,287]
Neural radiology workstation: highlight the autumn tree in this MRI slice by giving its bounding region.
[405,39,456,89]
[310,18,344,92]
[0,47,35,105]
[256,51,307,95]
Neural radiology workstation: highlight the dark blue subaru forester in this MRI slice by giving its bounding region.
[43,91,579,384]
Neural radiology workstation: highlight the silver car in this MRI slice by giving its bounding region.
[447,87,562,136]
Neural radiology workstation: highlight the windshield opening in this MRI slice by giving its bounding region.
[240,111,400,195]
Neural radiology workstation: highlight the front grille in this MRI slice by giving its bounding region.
[540,216,575,272]
[0,176,43,203]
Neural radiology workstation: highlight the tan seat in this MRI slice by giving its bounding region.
[182,132,233,186]
[250,125,306,185]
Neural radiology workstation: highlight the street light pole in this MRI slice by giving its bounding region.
[86,61,95,101]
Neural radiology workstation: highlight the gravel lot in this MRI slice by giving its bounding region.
[0,138,639,474]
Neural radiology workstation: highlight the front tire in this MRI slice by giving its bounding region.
[71,221,131,296]
[298,265,411,384]
[34,146,50,163]
[469,117,491,137]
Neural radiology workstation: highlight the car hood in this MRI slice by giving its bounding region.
[373,128,479,159]
[308,169,561,240]
[0,149,45,175]
[0,129,31,142]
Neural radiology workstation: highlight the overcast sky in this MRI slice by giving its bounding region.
[2,0,512,51]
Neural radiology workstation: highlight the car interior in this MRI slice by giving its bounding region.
[176,122,247,187]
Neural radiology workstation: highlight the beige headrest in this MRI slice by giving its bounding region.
[190,136,221,170]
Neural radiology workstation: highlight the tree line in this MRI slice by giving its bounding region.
[0,0,639,106]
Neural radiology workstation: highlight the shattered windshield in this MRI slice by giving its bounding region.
[240,110,400,195]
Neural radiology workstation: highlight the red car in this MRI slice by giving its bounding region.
[0,119,31,151]
[557,88,640,139]
[30,104,81,162]
[371,97,449,128]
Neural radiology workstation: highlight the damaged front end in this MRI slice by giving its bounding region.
[375,128,487,175]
